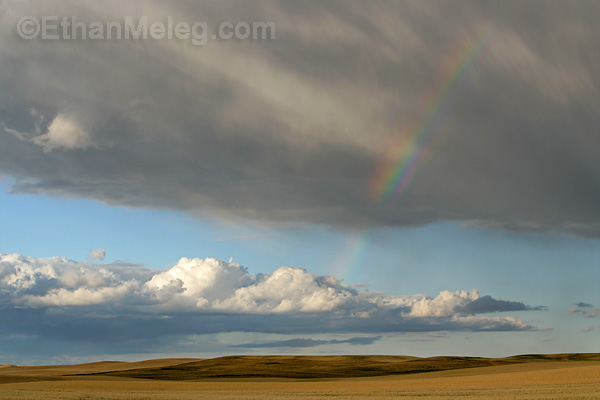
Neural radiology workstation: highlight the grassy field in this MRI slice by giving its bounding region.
[0,354,598,399]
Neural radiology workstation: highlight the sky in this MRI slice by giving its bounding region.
[0,0,598,365]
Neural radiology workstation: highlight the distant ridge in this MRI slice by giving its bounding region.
[0,354,598,383]
[47,353,600,381]
[97,354,600,380]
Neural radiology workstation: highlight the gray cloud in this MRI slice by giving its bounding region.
[0,1,598,236]
[233,336,382,348]
[461,295,546,314]
[568,302,598,318]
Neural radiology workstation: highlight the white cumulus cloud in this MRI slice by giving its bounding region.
[0,253,541,335]
[3,113,94,152]
[20,281,139,307]
[89,248,106,261]
[408,290,480,317]
[33,114,94,152]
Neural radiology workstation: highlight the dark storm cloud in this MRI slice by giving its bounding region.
[0,0,598,236]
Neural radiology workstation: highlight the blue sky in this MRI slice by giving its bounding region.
[1,184,598,363]
[0,1,598,364]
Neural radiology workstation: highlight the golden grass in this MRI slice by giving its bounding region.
[0,354,598,399]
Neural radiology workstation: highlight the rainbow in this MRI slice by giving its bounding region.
[329,229,376,282]
[332,27,493,283]
[370,26,493,204]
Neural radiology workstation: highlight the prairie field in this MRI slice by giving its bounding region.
[0,354,598,399]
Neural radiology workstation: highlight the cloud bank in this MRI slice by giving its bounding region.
[0,253,539,343]
[234,336,382,349]
[0,1,598,236]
